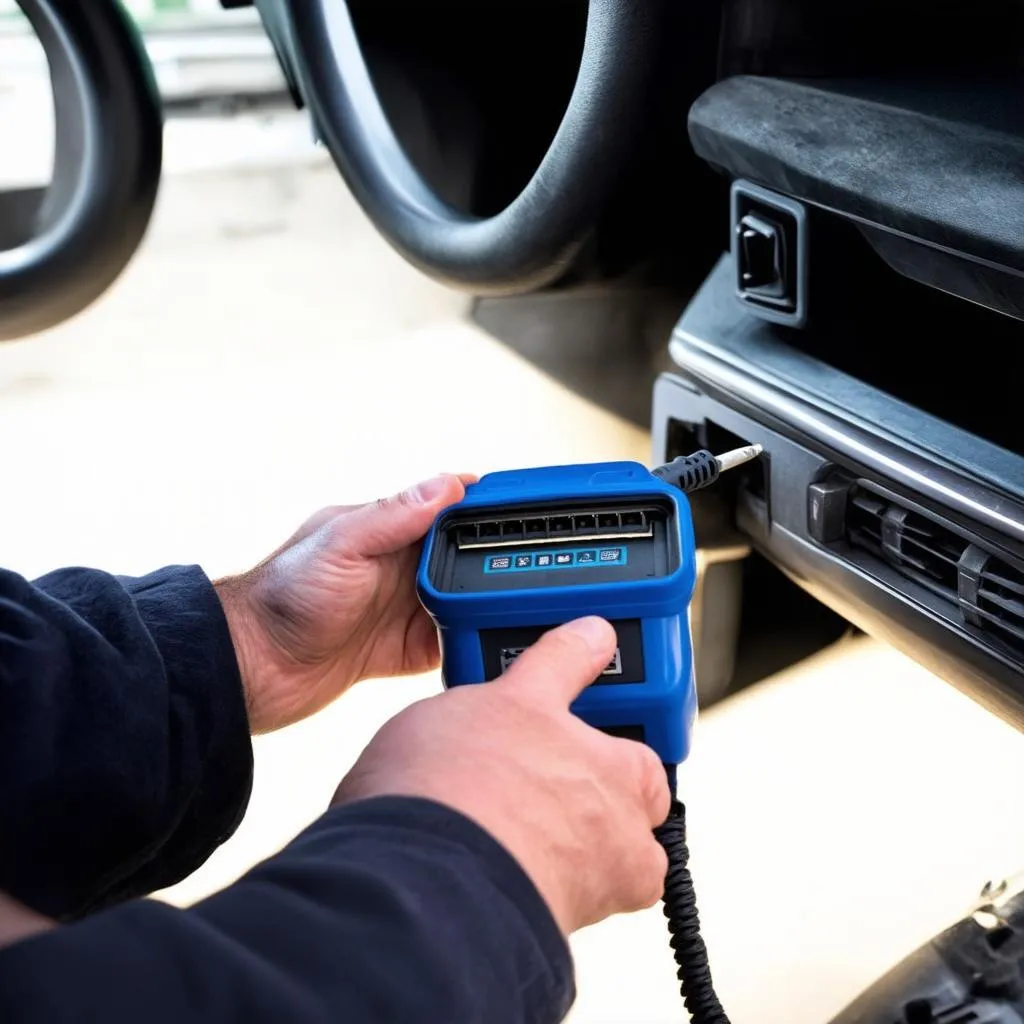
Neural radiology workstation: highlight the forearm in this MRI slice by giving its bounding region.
[0,798,575,1024]
[0,565,252,918]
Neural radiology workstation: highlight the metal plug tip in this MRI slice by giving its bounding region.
[715,444,764,474]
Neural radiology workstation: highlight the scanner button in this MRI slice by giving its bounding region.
[575,551,597,564]
[535,554,553,567]
[599,548,622,562]
[488,556,512,571]
[555,553,573,565]
[514,555,532,569]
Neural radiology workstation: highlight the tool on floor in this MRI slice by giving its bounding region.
[829,875,1024,1024]
[418,444,763,1024]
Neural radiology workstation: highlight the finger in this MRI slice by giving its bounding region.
[339,474,469,558]
[498,617,617,708]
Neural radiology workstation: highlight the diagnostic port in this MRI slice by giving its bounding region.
[478,522,501,541]
[597,513,620,530]
[704,421,767,503]
[620,511,645,530]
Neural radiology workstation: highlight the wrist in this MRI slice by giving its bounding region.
[213,573,275,734]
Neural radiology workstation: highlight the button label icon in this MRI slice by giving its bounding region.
[535,554,552,567]
[599,548,622,562]
[575,551,597,564]
[514,555,532,569]
[555,553,573,565]
[488,556,511,571]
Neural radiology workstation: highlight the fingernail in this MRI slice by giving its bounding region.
[563,617,615,653]
[409,474,450,505]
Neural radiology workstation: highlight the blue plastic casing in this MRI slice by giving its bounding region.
[417,461,698,765]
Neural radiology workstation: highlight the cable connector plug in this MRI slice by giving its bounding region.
[652,445,763,495]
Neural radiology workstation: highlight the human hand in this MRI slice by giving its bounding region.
[215,473,473,734]
[331,618,671,936]
[0,891,52,950]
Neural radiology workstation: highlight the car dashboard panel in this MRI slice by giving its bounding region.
[655,258,1024,727]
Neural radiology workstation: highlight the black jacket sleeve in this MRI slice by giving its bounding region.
[0,797,576,1024]
[0,565,253,920]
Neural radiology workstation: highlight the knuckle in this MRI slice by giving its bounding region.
[374,488,417,514]
[316,504,346,523]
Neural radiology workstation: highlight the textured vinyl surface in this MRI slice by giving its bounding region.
[690,75,1024,273]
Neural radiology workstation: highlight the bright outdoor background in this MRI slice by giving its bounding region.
[2,7,1024,1023]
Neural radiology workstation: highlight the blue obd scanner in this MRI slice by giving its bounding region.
[417,460,699,765]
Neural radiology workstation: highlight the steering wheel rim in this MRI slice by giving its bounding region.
[0,1,162,341]
[268,0,664,295]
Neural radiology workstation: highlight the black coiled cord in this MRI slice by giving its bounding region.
[655,798,732,1023]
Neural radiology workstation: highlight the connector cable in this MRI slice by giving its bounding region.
[653,445,763,495]
[651,447,765,1022]
[656,767,731,1023]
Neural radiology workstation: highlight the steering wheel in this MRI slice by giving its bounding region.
[0,1,162,342]
[257,0,664,295]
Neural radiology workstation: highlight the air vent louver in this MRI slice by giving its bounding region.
[845,487,1023,659]
[847,491,967,600]
[973,560,1024,651]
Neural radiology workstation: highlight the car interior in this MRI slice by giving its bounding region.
[2,1,1023,1019]
[257,0,1023,726]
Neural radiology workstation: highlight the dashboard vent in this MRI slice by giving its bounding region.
[968,559,1024,653]
[846,491,967,601]
[845,487,1024,658]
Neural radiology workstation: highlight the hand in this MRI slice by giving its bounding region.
[215,473,473,734]
[0,891,52,950]
[331,618,671,935]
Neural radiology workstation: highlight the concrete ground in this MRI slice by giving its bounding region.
[2,109,1024,1023]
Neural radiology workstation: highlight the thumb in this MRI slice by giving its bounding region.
[499,618,618,708]
[339,474,471,558]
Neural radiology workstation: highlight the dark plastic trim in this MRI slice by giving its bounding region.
[688,75,1024,318]
[653,258,1024,725]
[670,257,1024,539]
[653,372,1024,728]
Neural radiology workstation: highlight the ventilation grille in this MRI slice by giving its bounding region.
[847,492,967,601]
[845,488,1024,658]
[971,560,1024,651]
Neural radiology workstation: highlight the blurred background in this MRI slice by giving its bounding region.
[2,5,1024,1023]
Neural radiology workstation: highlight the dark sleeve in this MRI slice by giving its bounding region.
[0,565,253,920]
[0,797,576,1024]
